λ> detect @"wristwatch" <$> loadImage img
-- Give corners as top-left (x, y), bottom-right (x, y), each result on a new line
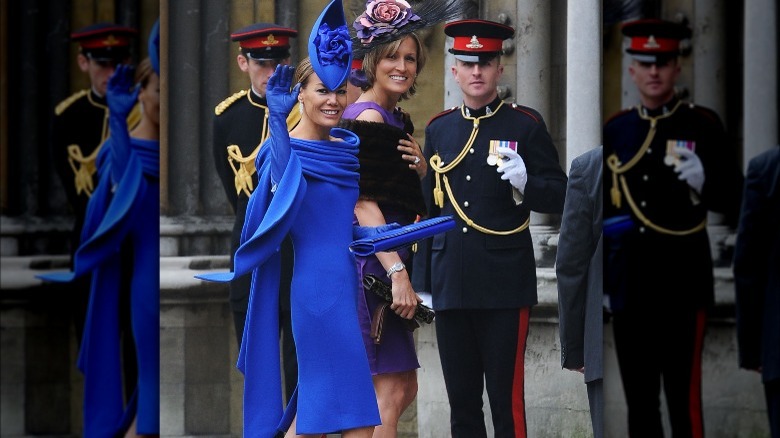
top-left (386, 262), bottom-right (406, 278)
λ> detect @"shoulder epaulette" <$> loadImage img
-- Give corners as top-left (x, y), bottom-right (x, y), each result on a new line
top-left (686, 102), bottom-right (722, 124)
top-left (215, 90), bottom-right (248, 116)
top-left (55, 89), bottom-right (89, 115)
top-left (427, 106), bottom-right (458, 127)
top-left (509, 103), bottom-right (541, 123)
top-left (604, 107), bottom-right (634, 126)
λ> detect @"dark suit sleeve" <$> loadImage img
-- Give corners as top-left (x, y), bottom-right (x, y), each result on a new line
top-left (411, 123), bottom-right (439, 294)
top-left (556, 154), bottom-right (597, 369)
top-left (733, 154), bottom-right (771, 370)
top-left (522, 118), bottom-right (568, 214)
top-left (51, 110), bottom-right (79, 212)
top-left (212, 113), bottom-right (238, 211)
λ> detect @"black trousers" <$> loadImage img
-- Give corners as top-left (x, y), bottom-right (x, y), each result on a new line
top-left (612, 308), bottom-right (707, 438)
top-left (436, 307), bottom-right (530, 438)
top-left (766, 379), bottom-right (780, 438)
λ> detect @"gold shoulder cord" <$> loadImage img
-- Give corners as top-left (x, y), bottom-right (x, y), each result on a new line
top-left (429, 101), bottom-right (530, 235)
top-left (228, 92), bottom-right (269, 196)
top-left (605, 100), bottom-right (705, 236)
top-left (227, 92), bottom-right (303, 196)
top-left (65, 93), bottom-right (111, 197)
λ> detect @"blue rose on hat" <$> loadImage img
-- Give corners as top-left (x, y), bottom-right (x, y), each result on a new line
top-left (308, 0), bottom-right (353, 91)
top-left (314, 23), bottom-right (351, 67)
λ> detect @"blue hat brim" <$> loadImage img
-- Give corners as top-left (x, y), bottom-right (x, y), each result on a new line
top-left (308, 0), bottom-right (352, 91)
top-left (149, 19), bottom-right (160, 75)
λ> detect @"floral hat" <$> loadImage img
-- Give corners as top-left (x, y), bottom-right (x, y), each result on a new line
top-left (351, 0), bottom-right (464, 58)
top-left (309, 0), bottom-right (353, 91)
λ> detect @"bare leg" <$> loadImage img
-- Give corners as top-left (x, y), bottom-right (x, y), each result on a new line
top-left (372, 370), bottom-right (418, 438)
top-left (284, 415), bottom-right (374, 438)
top-left (122, 415), bottom-right (159, 438)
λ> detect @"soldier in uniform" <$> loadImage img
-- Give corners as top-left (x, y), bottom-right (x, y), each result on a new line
top-left (211, 22), bottom-right (300, 403)
top-left (50, 23), bottom-right (140, 393)
top-left (412, 19), bottom-right (567, 437)
top-left (603, 19), bottom-right (743, 437)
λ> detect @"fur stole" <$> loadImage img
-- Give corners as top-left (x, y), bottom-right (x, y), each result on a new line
top-left (338, 118), bottom-right (426, 217)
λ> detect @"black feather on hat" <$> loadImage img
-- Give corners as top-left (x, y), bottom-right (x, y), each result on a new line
top-left (350, 0), bottom-right (465, 58)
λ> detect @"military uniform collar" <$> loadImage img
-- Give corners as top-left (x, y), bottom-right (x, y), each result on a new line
top-left (640, 96), bottom-right (679, 117)
top-left (463, 96), bottom-right (502, 118)
top-left (248, 88), bottom-right (267, 107)
top-left (89, 87), bottom-right (107, 104)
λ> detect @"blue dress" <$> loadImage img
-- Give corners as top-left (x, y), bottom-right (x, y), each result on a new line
top-left (199, 128), bottom-right (380, 436)
top-left (39, 136), bottom-right (160, 437)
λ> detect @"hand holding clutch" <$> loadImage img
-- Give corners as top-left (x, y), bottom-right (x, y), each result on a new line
top-left (363, 274), bottom-right (435, 325)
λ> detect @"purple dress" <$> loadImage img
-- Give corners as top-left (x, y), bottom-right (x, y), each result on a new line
top-left (342, 101), bottom-right (422, 374)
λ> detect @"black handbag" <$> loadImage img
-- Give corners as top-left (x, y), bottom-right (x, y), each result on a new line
top-left (362, 274), bottom-right (436, 325)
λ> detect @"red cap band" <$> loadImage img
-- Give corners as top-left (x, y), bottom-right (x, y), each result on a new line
top-left (451, 35), bottom-right (503, 53)
top-left (629, 36), bottom-right (679, 53)
top-left (79, 34), bottom-right (132, 49)
top-left (239, 34), bottom-right (290, 49)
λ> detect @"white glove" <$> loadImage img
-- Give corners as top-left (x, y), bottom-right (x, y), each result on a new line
top-left (496, 146), bottom-right (528, 194)
top-left (674, 148), bottom-right (705, 193)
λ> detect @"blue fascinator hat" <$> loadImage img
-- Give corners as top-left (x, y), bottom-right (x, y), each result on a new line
top-left (148, 18), bottom-right (160, 75)
top-left (308, 0), bottom-right (352, 91)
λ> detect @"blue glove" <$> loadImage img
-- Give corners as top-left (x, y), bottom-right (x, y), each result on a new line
top-left (106, 64), bottom-right (140, 185)
top-left (107, 64), bottom-right (140, 119)
top-left (266, 65), bottom-right (301, 184)
top-left (352, 223), bottom-right (402, 240)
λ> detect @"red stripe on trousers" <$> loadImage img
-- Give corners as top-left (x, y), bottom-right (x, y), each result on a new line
top-left (512, 307), bottom-right (530, 438)
top-left (689, 309), bottom-right (706, 438)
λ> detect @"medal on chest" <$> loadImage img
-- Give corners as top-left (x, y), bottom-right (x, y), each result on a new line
top-left (488, 140), bottom-right (518, 166)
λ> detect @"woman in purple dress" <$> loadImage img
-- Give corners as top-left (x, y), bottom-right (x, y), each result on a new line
top-left (340, 28), bottom-right (429, 438)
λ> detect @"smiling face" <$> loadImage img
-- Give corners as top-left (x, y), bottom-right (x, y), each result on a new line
top-left (628, 57), bottom-right (680, 109)
top-left (451, 57), bottom-right (503, 108)
top-left (372, 36), bottom-right (418, 97)
top-left (298, 70), bottom-right (347, 133)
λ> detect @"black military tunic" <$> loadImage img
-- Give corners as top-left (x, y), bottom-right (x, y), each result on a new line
top-left (53, 89), bottom-right (111, 242)
top-left (603, 97), bottom-right (744, 310)
top-left (414, 96), bottom-right (567, 310)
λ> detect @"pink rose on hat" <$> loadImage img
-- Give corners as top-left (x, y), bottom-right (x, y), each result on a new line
top-left (354, 0), bottom-right (420, 44)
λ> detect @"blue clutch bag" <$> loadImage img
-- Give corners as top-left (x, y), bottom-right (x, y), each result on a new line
top-left (349, 215), bottom-right (456, 257)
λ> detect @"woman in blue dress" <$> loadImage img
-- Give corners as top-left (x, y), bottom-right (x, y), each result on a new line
top-left (198, 2), bottom-right (380, 435)
top-left (38, 57), bottom-right (160, 438)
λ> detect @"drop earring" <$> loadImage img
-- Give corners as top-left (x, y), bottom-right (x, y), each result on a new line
top-left (299, 102), bottom-right (303, 114)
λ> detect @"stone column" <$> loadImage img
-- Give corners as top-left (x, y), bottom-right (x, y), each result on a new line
top-left (565, 0), bottom-right (603, 170)
top-left (744, 0), bottom-right (779, 165)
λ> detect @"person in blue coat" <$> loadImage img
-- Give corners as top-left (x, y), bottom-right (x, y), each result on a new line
top-left (733, 144), bottom-right (780, 438)
top-left (38, 57), bottom-right (160, 437)
top-left (197, 1), bottom-right (381, 436)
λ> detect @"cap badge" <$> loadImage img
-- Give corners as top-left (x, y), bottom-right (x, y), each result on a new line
top-left (466, 35), bottom-right (483, 49)
top-left (102, 34), bottom-right (119, 46)
top-left (643, 35), bottom-right (660, 49)
top-left (262, 34), bottom-right (279, 46)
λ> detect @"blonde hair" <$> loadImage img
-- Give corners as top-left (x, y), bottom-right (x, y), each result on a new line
top-left (361, 33), bottom-right (426, 101)
top-left (293, 57), bottom-right (315, 88)
top-left (134, 57), bottom-right (155, 88)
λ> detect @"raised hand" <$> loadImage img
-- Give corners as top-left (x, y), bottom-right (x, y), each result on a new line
top-left (266, 64), bottom-right (301, 116)
top-left (106, 64), bottom-right (139, 118)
